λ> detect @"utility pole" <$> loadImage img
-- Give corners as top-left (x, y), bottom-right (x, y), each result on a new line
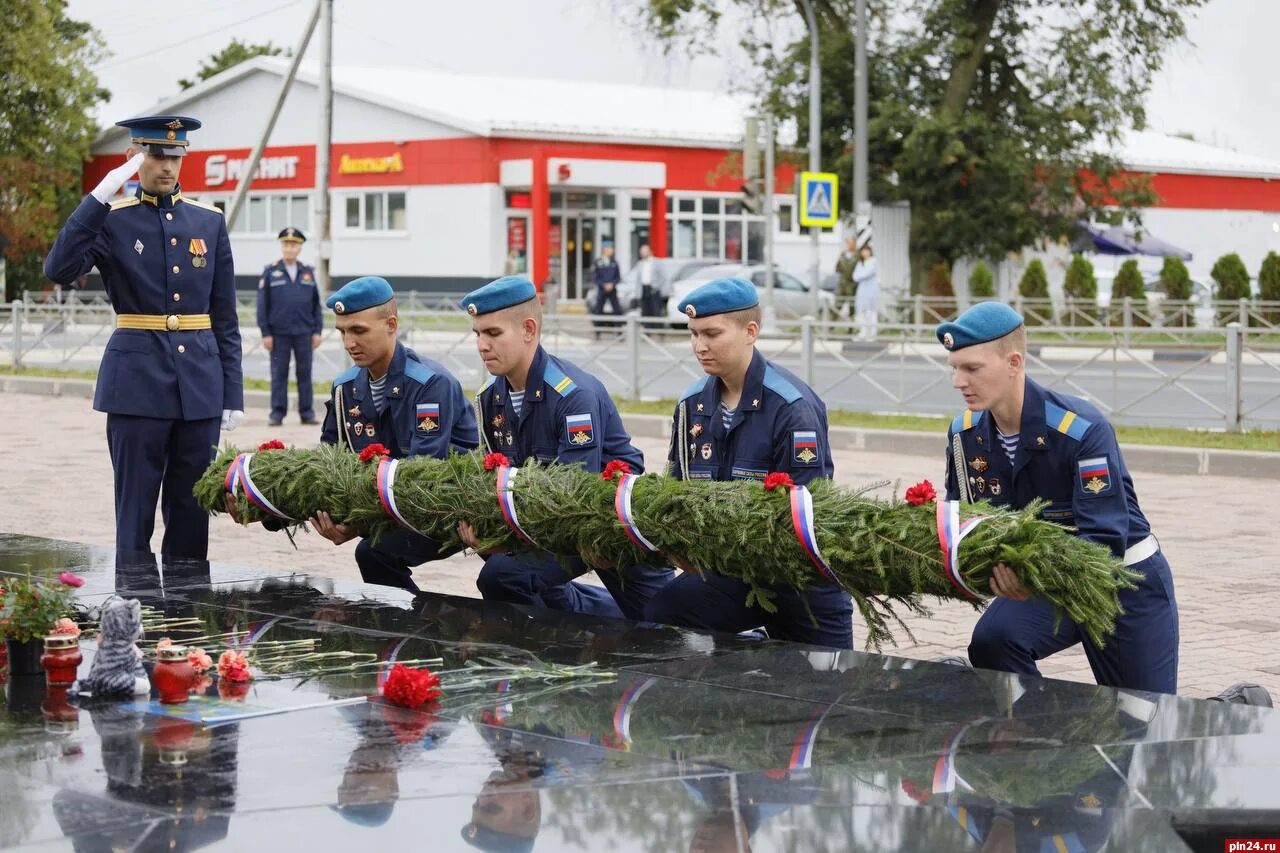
top-left (799, 0), bottom-right (822, 317)
top-left (763, 114), bottom-right (776, 330)
top-left (854, 0), bottom-right (869, 225)
top-left (226, 0), bottom-right (320, 231)
top-left (316, 0), bottom-right (334, 297)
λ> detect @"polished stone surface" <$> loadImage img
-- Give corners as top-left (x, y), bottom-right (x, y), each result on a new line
top-left (2, 533), bottom-right (1278, 852)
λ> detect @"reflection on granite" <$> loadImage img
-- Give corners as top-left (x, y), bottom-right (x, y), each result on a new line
top-left (2, 533), bottom-right (1278, 852)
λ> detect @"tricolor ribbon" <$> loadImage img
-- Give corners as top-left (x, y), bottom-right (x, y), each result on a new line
top-left (230, 617), bottom-right (281, 650)
top-left (376, 458), bottom-right (424, 534)
top-left (609, 677), bottom-right (658, 750)
top-left (786, 708), bottom-right (825, 774)
top-left (377, 637), bottom-right (410, 690)
top-left (496, 465), bottom-right (539, 546)
top-left (936, 500), bottom-right (986, 600)
top-left (224, 452), bottom-right (245, 496)
top-left (490, 679), bottom-right (512, 726)
top-left (787, 485), bottom-right (842, 588)
top-left (613, 474), bottom-right (659, 553)
top-left (236, 452), bottom-right (294, 521)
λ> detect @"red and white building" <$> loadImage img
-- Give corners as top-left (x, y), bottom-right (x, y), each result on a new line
top-left (82, 57), bottom-right (1280, 297)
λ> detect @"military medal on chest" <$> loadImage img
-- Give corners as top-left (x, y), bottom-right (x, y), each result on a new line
top-left (689, 422), bottom-right (703, 438)
top-left (188, 238), bottom-right (208, 268)
top-left (969, 455), bottom-right (988, 473)
top-left (700, 442), bottom-right (712, 460)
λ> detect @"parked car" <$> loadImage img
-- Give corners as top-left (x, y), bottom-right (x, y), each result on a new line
top-left (616, 258), bottom-right (718, 313)
top-left (665, 263), bottom-right (836, 326)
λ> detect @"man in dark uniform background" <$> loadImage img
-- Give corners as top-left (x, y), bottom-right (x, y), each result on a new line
top-left (590, 240), bottom-right (622, 318)
top-left (44, 114), bottom-right (243, 568)
top-left (257, 226), bottom-right (322, 426)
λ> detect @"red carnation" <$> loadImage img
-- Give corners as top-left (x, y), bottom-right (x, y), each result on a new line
top-left (382, 663), bottom-right (442, 708)
top-left (217, 649), bottom-right (252, 683)
top-left (763, 472), bottom-right (794, 492)
top-left (905, 480), bottom-right (937, 506)
top-left (601, 460), bottom-right (632, 481)
top-left (258, 439), bottom-right (286, 451)
top-left (358, 443), bottom-right (391, 463)
top-left (58, 572), bottom-right (85, 588)
top-left (483, 452), bottom-right (511, 470)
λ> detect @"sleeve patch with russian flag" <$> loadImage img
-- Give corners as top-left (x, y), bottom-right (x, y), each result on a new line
top-left (792, 430), bottom-right (820, 465)
top-left (1077, 456), bottom-right (1112, 496)
top-left (565, 413), bottom-right (595, 447)
top-left (416, 402), bottom-right (440, 432)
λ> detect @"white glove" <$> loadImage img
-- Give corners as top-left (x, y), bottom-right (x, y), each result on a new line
top-left (221, 409), bottom-right (244, 431)
top-left (90, 152), bottom-right (146, 204)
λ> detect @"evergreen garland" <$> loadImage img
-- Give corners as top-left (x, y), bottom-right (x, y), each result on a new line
top-left (196, 446), bottom-right (1138, 648)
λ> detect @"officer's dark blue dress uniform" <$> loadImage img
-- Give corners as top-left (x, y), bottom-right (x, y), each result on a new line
top-left (43, 115), bottom-right (242, 566)
top-left (591, 247), bottom-right (622, 317)
top-left (258, 227), bottom-right (322, 424)
top-left (938, 302), bottom-right (1178, 694)
top-left (643, 279), bottom-right (854, 649)
top-left (462, 276), bottom-right (673, 619)
top-left (319, 277), bottom-right (478, 591)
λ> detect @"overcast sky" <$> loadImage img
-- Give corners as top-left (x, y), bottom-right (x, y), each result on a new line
top-left (68, 0), bottom-right (1278, 160)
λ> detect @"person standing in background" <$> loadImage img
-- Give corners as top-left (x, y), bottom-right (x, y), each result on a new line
top-left (258, 226), bottom-right (322, 426)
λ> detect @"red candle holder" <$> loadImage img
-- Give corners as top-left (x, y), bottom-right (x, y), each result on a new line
top-left (41, 635), bottom-right (83, 688)
top-left (41, 684), bottom-right (81, 733)
top-left (154, 645), bottom-right (196, 704)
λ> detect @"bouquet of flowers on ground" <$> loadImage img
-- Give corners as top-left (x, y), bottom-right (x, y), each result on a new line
top-left (0, 572), bottom-right (83, 643)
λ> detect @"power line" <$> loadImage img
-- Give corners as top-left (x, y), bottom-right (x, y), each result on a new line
top-left (99, 0), bottom-right (307, 69)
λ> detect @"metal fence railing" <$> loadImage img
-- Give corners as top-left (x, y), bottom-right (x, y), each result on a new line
top-left (4, 300), bottom-right (1278, 431)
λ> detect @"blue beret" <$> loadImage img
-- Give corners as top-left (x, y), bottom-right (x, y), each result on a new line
top-left (677, 277), bottom-right (759, 319)
top-left (460, 276), bottom-right (538, 317)
top-left (461, 822), bottom-right (536, 853)
top-left (328, 802), bottom-right (394, 827)
top-left (116, 114), bottom-right (200, 157)
top-left (326, 276), bottom-right (394, 315)
top-left (936, 302), bottom-right (1024, 351)
top-left (278, 227), bottom-right (305, 243)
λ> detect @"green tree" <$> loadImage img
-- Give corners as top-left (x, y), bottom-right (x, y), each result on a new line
top-left (1158, 255), bottom-right (1192, 326)
top-left (1257, 251), bottom-right (1280, 324)
top-left (926, 259), bottom-right (954, 320)
top-left (1017, 258), bottom-right (1049, 325)
top-left (643, 0), bottom-right (1200, 290)
top-left (1062, 254), bottom-right (1097, 325)
top-left (1111, 258), bottom-right (1148, 326)
top-left (1210, 252), bottom-right (1250, 325)
top-left (968, 261), bottom-right (995, 298)
top-left (178, 39), bottom-right (287, 90)
top-left (0, 0), bottom-right (108, 299)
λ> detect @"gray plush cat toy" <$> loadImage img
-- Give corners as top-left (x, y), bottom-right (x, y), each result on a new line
top-left (74, 597), bottom-right (151, 697)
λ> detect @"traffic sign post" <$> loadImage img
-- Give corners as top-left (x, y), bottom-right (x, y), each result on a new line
top-left (799, 171), bottom-right (839, 229)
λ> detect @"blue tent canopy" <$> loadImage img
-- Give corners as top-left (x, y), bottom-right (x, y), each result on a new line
top-left (1076, 222), bottom-right (1192, 260)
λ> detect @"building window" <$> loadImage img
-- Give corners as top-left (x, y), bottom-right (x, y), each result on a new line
top-left (777, 202), bottom-right (794, 233)
top-left (218, 193), bottom-right (309, 235)
top-left (630, 196), bottom-right (650, 212)
top-left (664, 192), bottom-right (771, 264)
top-left (343, 191), bottom-right (407, 232)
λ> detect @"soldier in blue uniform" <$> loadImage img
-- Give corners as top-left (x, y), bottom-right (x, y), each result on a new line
top-left (643, 278), bottom-right (854, 648)
top-left (257, 226), bottom-right (322, 426)
top-left (307, 276), bottom-right (478, 591)
top-left (937, 302), bottom-right (1179, 693)
top-left (590, 241), bottom-right (622, 318)
top-left (43, 115), bottom-right (243, 568)
top-left (454, 276), bottom-right (673, 619)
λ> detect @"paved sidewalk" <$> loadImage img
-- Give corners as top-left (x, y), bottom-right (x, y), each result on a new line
top-left (3, 391), bottom-right (1273, 700)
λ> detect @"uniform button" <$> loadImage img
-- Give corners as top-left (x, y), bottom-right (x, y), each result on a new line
top-left (165, 213), bottom-right (173, 221)
top-left (170, 237), bottom-right (177, 246)
top-left (177, 345), bottom-right (186, 354)
top-left (173, 292), bottom-right (181, 302)
top-left (172, 265), bottom-right (180, 274)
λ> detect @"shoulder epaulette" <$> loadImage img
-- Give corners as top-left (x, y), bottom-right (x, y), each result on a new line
top-left (403, 359), bottom-right (435, 386)
top-left (180, 197), bottom-right (222, 214)
top-left (333, 366), bottom-right (359, 386)
top-left (477, 375), bottom-right (497, 398)
top-left (543, 362), bottom-right (577, 398)
top-left (950, 409), bottom-right (985, 434)
top-left (1045, 401), bottom-right (1092, 440)
top-left (762, 366), bottom-right (802, 404)
top-left (679, 376), bottom-right (709, 401)
top-left (108, 197), bottom-right (140, 212)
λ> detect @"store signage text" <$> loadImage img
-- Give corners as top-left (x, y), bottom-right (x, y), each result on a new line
top-left (205, 154), bottom-right (301, 187)
top-left (338, 153), bottom-right (405, 175)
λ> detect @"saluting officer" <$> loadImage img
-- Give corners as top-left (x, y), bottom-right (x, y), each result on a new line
top-left (643, 278), bottom-right (854, 648)
top-left (455, 276), bottom-right (673, 619)
top-left (938, 302), bottom-right (1179, 693)
top-left (44, 115), bottom-right (243, 568)
top-left (258, 226), bottom-right (322, 426)
top-left (309, 276), bottom-right (478, 591)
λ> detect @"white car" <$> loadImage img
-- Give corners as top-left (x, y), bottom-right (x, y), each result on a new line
top-left (665, 264), bottom-right (835, 326)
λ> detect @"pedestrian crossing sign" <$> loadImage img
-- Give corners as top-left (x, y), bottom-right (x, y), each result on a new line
top-left (799, 171), bottom-right (838, 228)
